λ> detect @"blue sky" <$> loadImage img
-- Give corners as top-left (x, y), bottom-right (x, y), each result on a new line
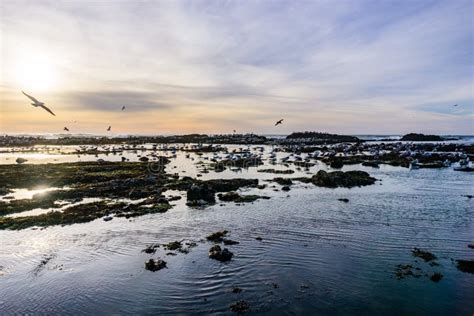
top-left (1, 0), bottom-right (472, 134)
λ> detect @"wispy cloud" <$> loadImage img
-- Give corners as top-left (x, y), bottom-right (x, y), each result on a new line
top-left (1, 0), bottom-right (472, 134)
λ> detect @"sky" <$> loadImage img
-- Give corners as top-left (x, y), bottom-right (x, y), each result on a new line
top-left (0, 0), bottom-right (473, 135)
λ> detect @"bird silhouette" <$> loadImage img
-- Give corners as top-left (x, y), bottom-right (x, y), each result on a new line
top-left (275, 119), bottom-right (284, 126)
top-left (453, 104), bottom-right (458, 107)
top-left (107, 126), bottom-right (111, 131)
top-left (22, 91), bottom-right (56, 116)
top-left (63, 127), bottom-right (69, 132)
top-left (121, 106), bottom-right (126, 111)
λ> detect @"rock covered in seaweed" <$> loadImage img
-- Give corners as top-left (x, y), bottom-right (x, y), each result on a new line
top-left (310, 170), bottom-right (376, 188)
top-left (208, 245), bottom-right (233, 262)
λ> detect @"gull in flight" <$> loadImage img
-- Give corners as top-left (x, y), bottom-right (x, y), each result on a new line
top-left (63, 127), bottom-right (70, 132)
top-left (275, 119), bottom-right (284, 126)
top-left (22, 91), bottom-right (56, 116)
top-left (107, 125), bottom-right (111, 131)
top-left (453, 104), bottom-right (458, 107)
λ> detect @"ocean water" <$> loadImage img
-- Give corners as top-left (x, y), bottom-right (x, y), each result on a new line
top-left (0, 144), bottom-right (473, 315)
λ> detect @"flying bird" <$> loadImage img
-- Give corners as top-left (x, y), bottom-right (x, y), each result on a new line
top-left (22, 91), bottom-right (56, 116)
top-left (453, 104), bottom-right (458, 107)
top-left (63, 127), bottom-right (69, 132)
top-left (107, 126), bottom-right (111, 131)
top-left (275, 119), bottom-right (284, 126)
top-left (121, 106), bottom-right (126, 111)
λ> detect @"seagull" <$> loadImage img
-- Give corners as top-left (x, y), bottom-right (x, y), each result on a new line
top-left (22, 91), bottom-right (56, 116)
top-left (453, 104), bottom-right (458, 107)
top-left (63, 127), bottom-right (69, 132)
top-left (121, 106), bottom-right (126, 111)
top-left (275, 119), bottom-right (284, 126)
top-left (107, 126), bottom-right (111, 131)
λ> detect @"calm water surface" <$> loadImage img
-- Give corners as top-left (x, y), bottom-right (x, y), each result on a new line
top-left (0, 145), bottom-right (473, 315)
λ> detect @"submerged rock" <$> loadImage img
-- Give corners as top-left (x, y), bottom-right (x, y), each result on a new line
top-left (229, 300), bottom-right (250, 313)
top-left (329, 159), bottom-right (343, 169)
top-left (338, 198), bottom-right (349, 203)
top-left (145, 258), bottom-right (167, 272)
top-left (223, 239), bottom-right (240, 245)
top-left (430, 272), bottom-right (443, 282)
top-left (412, 248), bottom-right (437, 262)
top-left (231, 286), bottom-right (243, 293)
top-left (258, 169), bottom-right (294, 174)
top-left (456, 260), bottom-right (474, 273)
top-left (208, 245), bottom-right (233, 262)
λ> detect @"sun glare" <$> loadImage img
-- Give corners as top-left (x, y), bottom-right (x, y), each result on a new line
top-left (14, 55), bottom-right (57, 92)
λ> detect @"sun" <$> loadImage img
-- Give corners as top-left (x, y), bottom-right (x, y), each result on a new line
top-left (14, 54), bottom-right (57, 92)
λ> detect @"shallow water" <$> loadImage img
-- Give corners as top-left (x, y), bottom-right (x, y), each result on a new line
top-left (0, 145), bottom-right (473, 315)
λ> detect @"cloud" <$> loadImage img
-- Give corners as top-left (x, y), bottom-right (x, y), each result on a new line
top-left (66, 91), bottom-right (172, 112)
top-left (1, 0), bottom-right (472, 134)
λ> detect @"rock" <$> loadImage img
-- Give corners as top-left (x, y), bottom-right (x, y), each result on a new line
top-left (187, 184), bottom-right (215, 204)
top-left (15, 158), bottom-right (28, 164)
top-left (330, 159), bottom-right (343, 169)
top-left (255, 237), bottom-right (263, 241)
top-left (223, 239), bottom-right (240, 245)
top-left (412, 248), bottom-right (437, 262)
top-left (218, 192), bottom-right (269, 203)
top-left (273, 178), bottom-right (293, 186)
top-left (281, 186), bottom-right (291, 191)
top-left (362, 161), bottom-right (379, 168)
top-left (103, 216), bottom-right (113, 221)
top-left (208, 245), bottom-right (233, 262)
top-left (145, 258), bottom-right (167, 271)
top-left (139, 156), bottom-right (149, 162)
top-left (229, 300), bottom-right (250, 314)
top-left (163, 241), bottom-right (182, 251)
top-left (205, 179), bottom-right (259, 192)
top-left (401, 133), bottom-right (443, 141)
top-left (142, 244), bottom-right (159, 254)
top-left (257, 169), bottom-right (294, 174)
top-left (311, 170), bottom-right (376, 188)
top-left (430, 272), bottom-right (443, 282)
top-left (231, 287), bottom-right (243, 293)
top-left (338, 198), bottom-right (349, 203)
top-left (468, 244), bottom-right (474, 249)
top-left (456, 260), bottom-right (474, 273)
top-left (206, 230), bottom-right (228, 242)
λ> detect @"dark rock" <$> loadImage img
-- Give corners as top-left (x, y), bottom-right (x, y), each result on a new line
top-left (430, 272), bottom-right (443, 282)
top-left (456, 260), bottom-right (474, 273)
top-left (16, 158), bottom-right (28, 164)
top-left (142, 244), bottom-right (159, 254)
top-left (330, 159), bottom-right (343, 169)
top-left (206, 230), bottom-right (228, 242)
top-left (258, 169), bottom-right (294, 174)
top-left (281, 186), bottom-right (291, 191)
top-left (311, 170), bottom-right (376, 188)
top-left (401, 133), bottom-right (443, 141)
top-left (229, 300), bottom-right (250, 314)
top-left (231, 287), bottom-right (243, 293)
top-left (338, 198), bottom-right (349, 203)
top-left (187, 184), bottom-right (215, 203)
top-left (139, 156), bottom-right (149, 162)
top-left (223, 239), bottom-right (240, 245)
top-left (412, 248), bottom-right (437, 262)
top-left (255, 237), bottom-right (263, 241)
top-left (208, 245), bottom-right (233, 262)
top-left (273, 178), bottom-right (293, 186)
top-left (468, 244), bottom-right (474, 249)
top-left (145, 258), bottom-right (167, 271)
top-left (218, 192), bottom-right (269, 203)
top-left (362, 161), bottom-right (379, 168)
